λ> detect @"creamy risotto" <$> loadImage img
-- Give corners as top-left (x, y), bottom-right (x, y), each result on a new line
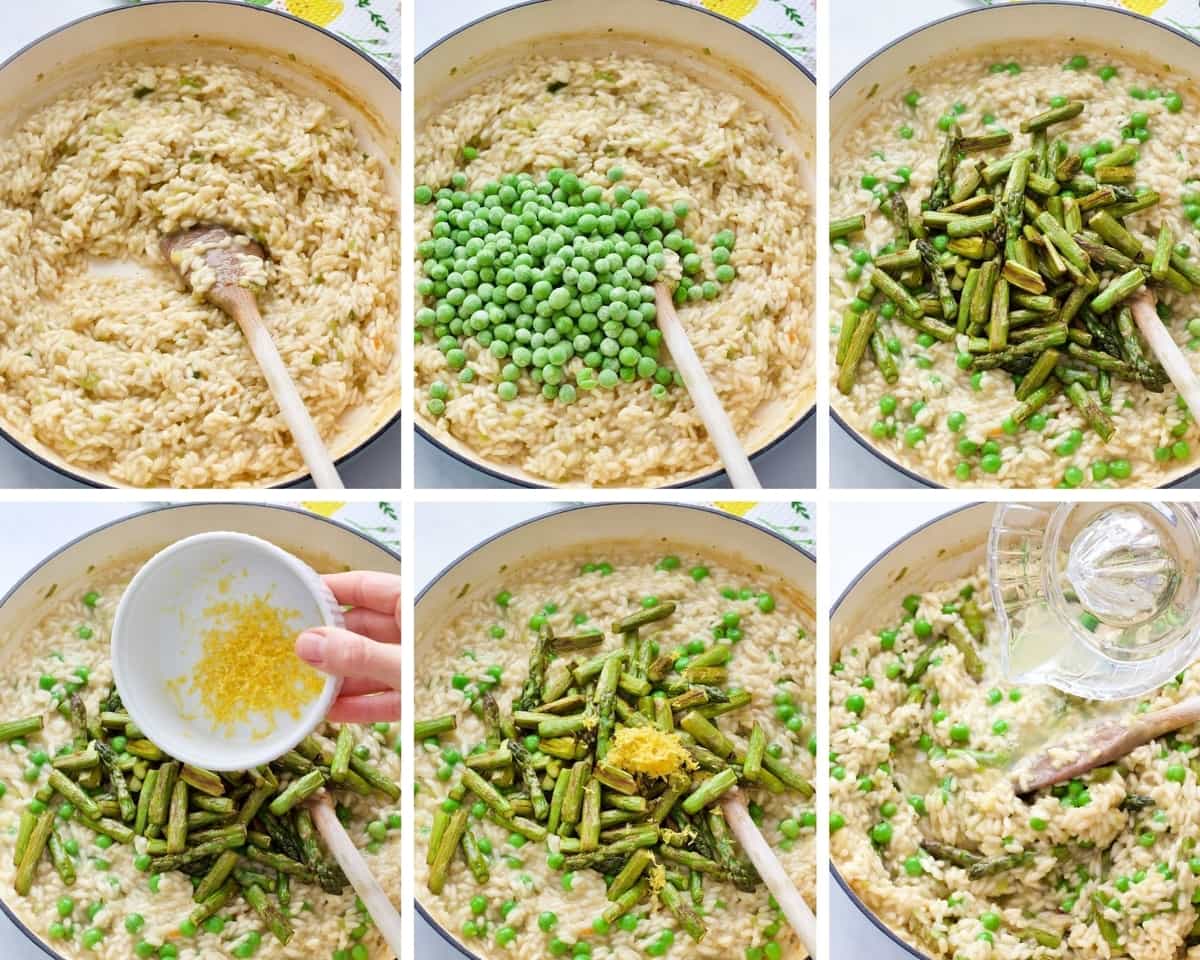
top-left (831, 44), bottom-right (1200, 488)
top-left (833, 565), bottom-right (1200, 959)
top-left (0, 58), bottom-right (399, 487)
top-left (416, 543), bottom-right (815, 958)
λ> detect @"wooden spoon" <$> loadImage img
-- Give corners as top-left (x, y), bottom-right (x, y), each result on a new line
top-left (653, 286), bottom-right (761, 489)
top-left (721, 789), bottom-right (817, 957)
top-left (1130, 289), bottom-right (1200, 419)
top-left (162, 225), bottom-right (344, 489)
top-left (1013, 695), bottom-right (1200, 795)
top-left (309, 794), bottom-right (402, 956)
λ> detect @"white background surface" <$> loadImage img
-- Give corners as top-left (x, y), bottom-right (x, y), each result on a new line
top-left (413, 1), bottom-right (815, 490)
top-left (0, 1), bottom-right (402, 490)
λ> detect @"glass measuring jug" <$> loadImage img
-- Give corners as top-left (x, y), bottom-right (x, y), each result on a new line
top-left (989, 502), bottom-right (1200, 700)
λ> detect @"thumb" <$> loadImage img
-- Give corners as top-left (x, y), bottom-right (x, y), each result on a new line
top-left (295, 627), bottom-right (400, 689)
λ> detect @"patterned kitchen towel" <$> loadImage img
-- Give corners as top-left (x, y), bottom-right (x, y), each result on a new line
top-left (299, 501), bottom-right (402, 551)
top-left (975, 0), bottom-right (1200, 39)
top-left (123, 0), bottom-right (400, 68)
top-left (685, 0), bottom-right (815, 70)
top-left (710, 501), bottom-right (816, 550)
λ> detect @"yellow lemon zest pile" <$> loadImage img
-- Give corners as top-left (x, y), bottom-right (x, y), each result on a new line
top-left (648, 862), bottom-right (667, 894)
top-left (181, 594), bottom-right (322, 735)
top-left (605, 727), bottom-right (696, 777)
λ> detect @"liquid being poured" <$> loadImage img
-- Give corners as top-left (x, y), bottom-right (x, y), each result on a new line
top-left (1067, 505), bottom-right (1180, 636)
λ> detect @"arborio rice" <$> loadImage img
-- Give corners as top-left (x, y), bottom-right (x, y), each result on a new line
top-left (832, 564), bottom-right (1200, 959)
top-left (415, 54), bottom-right (813, 486)
top-left (0, 59), bottom-right (399, 488)
top-left (831, 44), bottom-right (1200, 488)
top-left (0, 555), bottom-right (400, 959)
top-left (416, 543), bottom-right (815, 958)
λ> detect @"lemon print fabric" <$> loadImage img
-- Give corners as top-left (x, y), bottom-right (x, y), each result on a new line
top-left (714, 501), bottom-right (758, 517)
top-left (1118, 0), bottom-right (1167, 13)
top-left (286, 0), bottom-right (345, 27)
top-left (301, 501), bottom-right (348, 518)
top-left (703, 0), bottom-right (759, 18)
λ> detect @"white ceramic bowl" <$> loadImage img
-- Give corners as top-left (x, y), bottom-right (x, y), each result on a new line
top-left (416, 502), bottom-right (816, 960)
top-left (830, 502), bottom-right (993, 960)
top-left (0, 0), bottom-right (402, 489)
top-left (416, 0), bottom-right (816, 488)
top-left (0, 502), bottom-right (401, 960)
top-left (830, 1), bottom-right (1200, 489)
top-left (111, 531), bottom-right (343, 771)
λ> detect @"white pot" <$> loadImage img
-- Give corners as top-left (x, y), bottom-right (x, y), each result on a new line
top-left (0, 501), bottom-right (400, 960)
top-left (830, 502), bottom-right (992, 960)
top-left (416, 501), bottom-right (816, 960)
top-left (416, 0), bottom-right (816, 488)
top-left (830, 1), bottom-right (1200, 489)
top-left (0, 0), bottom-right (402, 488)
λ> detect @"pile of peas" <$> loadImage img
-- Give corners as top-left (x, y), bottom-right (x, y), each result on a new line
top-left (414, 167), bottom-right (737, 411)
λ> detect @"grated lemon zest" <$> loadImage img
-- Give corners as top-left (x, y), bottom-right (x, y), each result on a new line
top-left (174, 594), bottom-right (323, 738)
top-left (605, 726), bottom-right (696, 777)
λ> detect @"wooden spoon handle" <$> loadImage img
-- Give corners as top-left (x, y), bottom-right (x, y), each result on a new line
top-left (654, 286), bottom-right (761, 489)
top-left (1131, 291), bottom-right (1200, 420)
top-left (228, 295), bottom-right (344, 489)
top-left (1014, 696), bottom-right (1200, 794)
top-left (721, 791), bottom-right (817, 957)
top-left (310, 796), bottom-right (402, 956)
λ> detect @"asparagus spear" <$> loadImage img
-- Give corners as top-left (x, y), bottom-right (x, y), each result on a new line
top-left (830, 215), bottom-right (866, 241)
top-left (166, 778), bottom-right (189, 854)
top-left (238, 872), bottom-right (294, 945)
top-left (427, 804), bottom-right (471, 895)
top-left (1021, 101), bottom-right (1084, 133)
top-left (922, 839), bottom-right (982, 868)
top-left (837, 309), bottom-right (877, 394)
top-left (613, 603), bottom-right (676, 633)
top-left (14, 809), bottom-right (57, 896)
top-left (195, 850), bottom-right (239, 902)
top-left (414, 715), bottom-right (456, 740)
top-left (967, 851), bottom-right (1034, 880)
top-left (268, 770), bottom-right (326, 816)
top-left (0, 717), bottom-right (43, 747)
top-left (96, 741), bottom-right (136, 823)
top-left (917, 240), bottom-right (956, 320)
top-left (660, 881), bottom-right (707, 942)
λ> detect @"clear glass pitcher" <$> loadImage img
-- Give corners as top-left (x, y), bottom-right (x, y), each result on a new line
top-left (989, 502), bottom-right (1200, 700)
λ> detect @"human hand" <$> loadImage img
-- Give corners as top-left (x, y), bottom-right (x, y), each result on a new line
top-left (295, 571), bottom-right (401, 723)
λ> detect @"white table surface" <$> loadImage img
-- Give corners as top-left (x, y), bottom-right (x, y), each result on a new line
top-left (0, 2), bottom-right (401, 491)
top-left (414, 2), bottom-right (814, 490)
